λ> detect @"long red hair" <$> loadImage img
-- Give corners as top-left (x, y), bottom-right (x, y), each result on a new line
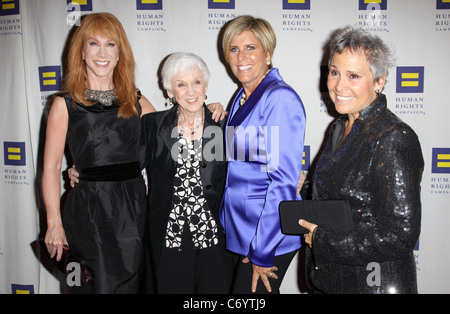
top-left (63, 13), bottom-right (138, 118)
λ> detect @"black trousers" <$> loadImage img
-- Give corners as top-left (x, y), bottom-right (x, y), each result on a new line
top-left (157, 228), bottom-right (229, 294)
top-left (231, 250), bottom-right (298, 294)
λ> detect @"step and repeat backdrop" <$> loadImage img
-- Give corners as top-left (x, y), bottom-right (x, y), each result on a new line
top-left (1, 0), bottom-right (449, 294)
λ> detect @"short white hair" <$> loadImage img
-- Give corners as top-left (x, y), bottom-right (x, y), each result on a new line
top-left (161, 52), bottom-right (210, 93)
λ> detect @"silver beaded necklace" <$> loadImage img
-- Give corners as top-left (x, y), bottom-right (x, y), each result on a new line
top-left (84, 88), bottom-right (117, 106)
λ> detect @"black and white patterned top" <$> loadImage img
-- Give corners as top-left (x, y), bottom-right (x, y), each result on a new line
top-left (165, 136), bottom-right (219, 250)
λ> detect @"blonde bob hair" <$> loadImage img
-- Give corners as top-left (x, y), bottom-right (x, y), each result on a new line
top-left (222, 15), bottom-right (276, 64)
top-left (64, 13), bottom-right (138, 118)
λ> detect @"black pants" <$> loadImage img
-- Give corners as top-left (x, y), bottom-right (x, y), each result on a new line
top-left (231, 250), bottom-right (298, 294)
top-left (157, 229), bottom-right (229, 294)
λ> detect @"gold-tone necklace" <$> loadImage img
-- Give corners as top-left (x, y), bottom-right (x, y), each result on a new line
top-left (239, 93), bottom-right (247, 106)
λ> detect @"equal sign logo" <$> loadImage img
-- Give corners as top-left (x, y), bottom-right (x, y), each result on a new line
top-left (432, 148), bottom-right (450, 174)
top-left (39, 66), bottom-right (61, 92)
top-left (208, 0), bottom-right (235, 9)
top-left (283, 0), bottom-right (311, 10)
top-left (137, 0), bottom-right (163, 10)
top-left (359, 0), bottom-right (387, 10)
top-left (4, 142), bottom-right (26, 166)
top-left (302, 145), bottom-right (310, 171)
top-left (0, 0), bottom-right (19, 16)
top-left (396, 67), bottom-right (424, 93)
top-left (437, 0), bottom-right (450, 10)
top-left (11, 284), bottom-right (35, 294)
top-left (66, 0), bottom-right (93, 11)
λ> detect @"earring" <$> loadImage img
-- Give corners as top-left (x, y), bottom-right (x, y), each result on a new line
top-left (205, 95), bottom-right (208, 100)
top-left (267, 60), bottom-right (272, 67)
top-left (169, 97), bottom-right (177, 106)
top-left (376, 87), bottom-right (380, 94)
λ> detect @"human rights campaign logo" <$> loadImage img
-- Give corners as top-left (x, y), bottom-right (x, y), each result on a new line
top-left (359, 0), bottom-right (387, 10)
top-left (66, 0), bottom-right (93, 11)
top-left (437, 0), bottom-right (450, 10)
top-left (432, 148), bottom-right (450, 174)
top-left (11, 284), bottom-right (35, 294)
top-left (0, 0), bottom-right (19, 16)
top-left (4, 142), bottom-right (25, 166)
top-left (396, 67), bottom-right (424, 94)
top-left (283, 0), bottom-right (311, 10)
top-left (208, 0), bottom-right (235, 10)
top-left (302, 145), bottom-right (310, 171)
top-left (137, 0), bottom-right (163, 10)
top-left (39, 66), bottom-right (61, 92)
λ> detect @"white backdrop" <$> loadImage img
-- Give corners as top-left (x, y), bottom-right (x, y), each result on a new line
top-left (1, 0), bottom-right (449, 294)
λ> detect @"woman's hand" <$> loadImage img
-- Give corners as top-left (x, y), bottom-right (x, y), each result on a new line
top-left (44, 223), bottom-right (68, 261)
top-left (68, 165), bottom-right (79, 188)
top-left (296, 170), bottom-right (306, 195)
top-left (299, 219), bottom-right (318, 248)
top-left (242, 257), bottom-right (279, 293)
top-left (207, 102), bottom-right (228, 122)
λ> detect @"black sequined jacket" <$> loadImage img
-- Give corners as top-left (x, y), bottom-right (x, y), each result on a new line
top-left (310, 94), bottom-right (424, 294)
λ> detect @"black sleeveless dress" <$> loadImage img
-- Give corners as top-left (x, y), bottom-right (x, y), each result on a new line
top-left (61, 94), bottom-right (146, 293)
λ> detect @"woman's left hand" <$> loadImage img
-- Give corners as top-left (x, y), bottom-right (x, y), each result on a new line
top-left (242, 257), bottom-right (278, 293)
top-left (207, 102), bottom-right (228, 122)
top-left (299, 219), bottom-right (318, 248)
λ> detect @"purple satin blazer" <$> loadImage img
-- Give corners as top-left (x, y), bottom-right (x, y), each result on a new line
top-left (219, 69), bottom-right (306, 267)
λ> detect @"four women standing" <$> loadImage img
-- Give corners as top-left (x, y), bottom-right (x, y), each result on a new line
top-left (42, 12), bottom-right (423, 294)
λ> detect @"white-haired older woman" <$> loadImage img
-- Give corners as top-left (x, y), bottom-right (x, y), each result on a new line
top-left (299, 26), bottom-right (424, 294)
top-left (139, 52), bottom-right (234, 294)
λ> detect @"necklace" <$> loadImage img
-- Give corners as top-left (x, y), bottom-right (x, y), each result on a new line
top-left (177, 107), bottom-right (204, 137)
top-left (85, 88), bottom-right (117, 106)
top-left (240, 93), bottom-right (247, 106)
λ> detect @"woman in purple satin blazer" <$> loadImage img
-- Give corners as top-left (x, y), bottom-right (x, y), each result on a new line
top-left (219, 16), bottom-right (306, 294)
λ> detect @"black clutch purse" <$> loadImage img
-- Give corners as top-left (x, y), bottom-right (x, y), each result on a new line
top-left (39, 240), bottom-right (93, 285)
top-left (279, 200), bottom-right (353, 234)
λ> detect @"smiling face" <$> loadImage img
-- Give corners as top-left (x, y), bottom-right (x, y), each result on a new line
top-left (168, 66), bottom-right (208, 115)
top-left (228, 30), bottom-right (271, 96)
top-left (327, 48), bottom-right (385, 121)
top-left (82, 34), bottom-right (119, 88)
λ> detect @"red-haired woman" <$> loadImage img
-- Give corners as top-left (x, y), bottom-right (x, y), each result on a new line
top-left (42, 13), bottom-right (156, 293)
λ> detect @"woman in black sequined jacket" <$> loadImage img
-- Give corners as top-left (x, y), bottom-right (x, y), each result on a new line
top-left (299, 26), bottom-right (424, 294)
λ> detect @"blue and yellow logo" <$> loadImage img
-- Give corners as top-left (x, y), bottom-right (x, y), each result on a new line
top-left (359, 0), bottom-right (387, 10)
top-left (11, 284), bottom-right (35, 294)
top-left (39, 66), bottom-right (61, 92)
top-left (208, 0), bottom-right (235, 10)
top-left (66, 0), bottom-right (93, 12)
top-left (0, 0), bottom-right (19, 16)
top-left (283, 0), bottom-right (311, 10)
top-left (396, 67), bottom-right (424, 94)
top-left (4, 142), bottom-right (26, 166)
top-left (432, 148), bottom-right (450, 174)
top-left (437, 0), bottom-right (450, 10)
top-left (137, 0), bottom-right (163, 10)
top-left (302, 145), bottom-right (310, 171)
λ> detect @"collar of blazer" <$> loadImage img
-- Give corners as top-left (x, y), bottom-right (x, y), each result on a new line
top-left (228, 68), bottom-right (281, 127)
